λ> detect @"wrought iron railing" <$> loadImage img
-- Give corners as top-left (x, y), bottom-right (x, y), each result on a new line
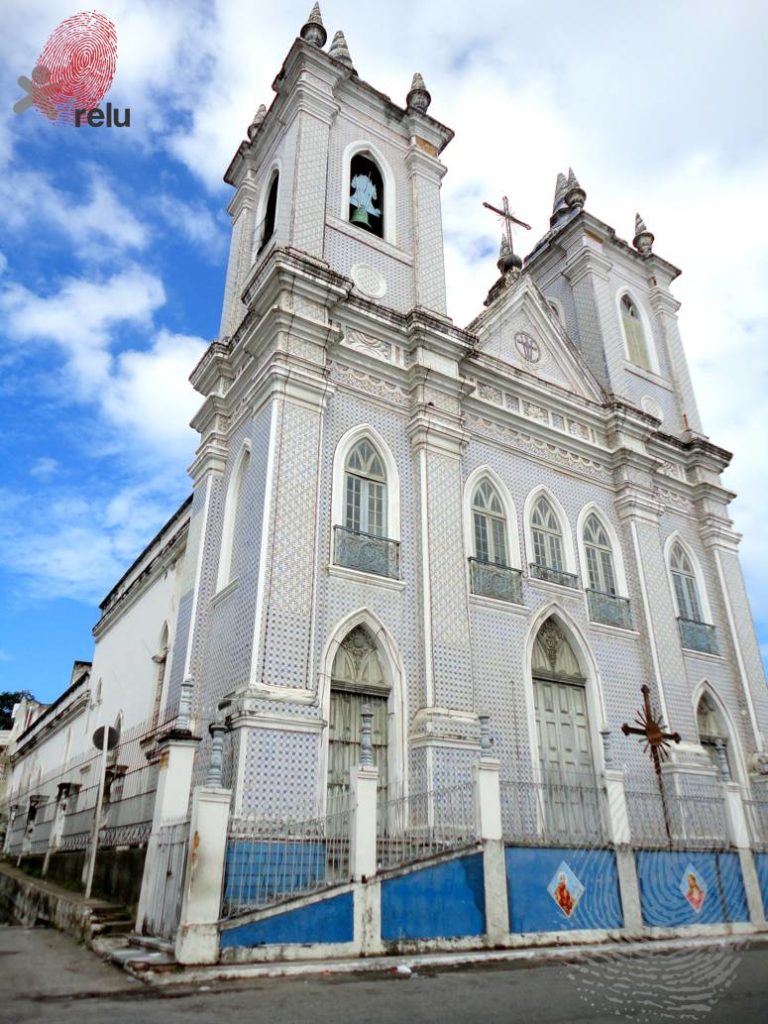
top-left (501, 770), bottom-right (608, 846)
top-left (334, 526), bottom-right (400, 579)
top-left (222, 797), bottom-right (354, 918)
top-left (376, 783), bottom-right (477, 871)
top-left (624, 782), bottom-right (729, 849)
top-left (744, 794), bottom-right (768, 850)
top-left (529, 563), bottom-right (579, 589)
top-left (587, 589), bottom-right (632, 629)
top-left (469, 558), bottom-right (523, 604)
top-left (677, 617), bottom-right (719, 655)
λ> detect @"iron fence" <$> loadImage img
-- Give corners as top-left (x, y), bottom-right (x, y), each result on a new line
top-left (744, 793), bottom-right (768, 850)
top-left (143, 817), bottom-right (190, 939)
top-left (376, 782), bottom-right (477, 871)
top-left (333, 526), bottom-right (400, 579)
top-left (677, 617), bottom-right (719, 655)
top-left (529, 563), bottom-right (579, 589)
top-left (469, 558), bottom-right (523, 604)
top-left (624, 782), bottom-right (730, 849)
top-left (222, 797), bottom-right (354, 918)
top-left (586, 589), bottom-right (632, 629)
top-left (501, 770), bottom-right (608, 846)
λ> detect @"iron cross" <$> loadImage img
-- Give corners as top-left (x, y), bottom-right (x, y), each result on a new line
top-left (482, 196), bottom-right (531, 252)
top-left (622, 684), bottom-right (681, 841)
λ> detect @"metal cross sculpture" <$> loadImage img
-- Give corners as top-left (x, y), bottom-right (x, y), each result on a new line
top-left (622, 684), bottom-right (681, 841)
top-left (482, 196), bottom-right (531, 253)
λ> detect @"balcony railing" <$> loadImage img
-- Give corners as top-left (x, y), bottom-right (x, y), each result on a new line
top-left (587, 589), bottom-right (632, 629)
top-left (469, 558), bottom-right (523, 604)
top-left (678, 617), bottom-right (719, 655)
top-left (529, 563), bottom-right (579, 589)
top-left (333, 526), bottom-right (400, 580)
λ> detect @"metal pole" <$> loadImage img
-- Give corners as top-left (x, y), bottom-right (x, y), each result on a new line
top-left (84, 727), bottom-right (109, 899)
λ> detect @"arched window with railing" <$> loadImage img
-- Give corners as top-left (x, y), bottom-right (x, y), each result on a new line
top-left (667, 539), bottom-right (719, 654)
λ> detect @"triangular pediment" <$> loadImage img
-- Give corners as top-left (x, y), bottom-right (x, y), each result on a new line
top-left (473, 278), bottom-right (603, 402)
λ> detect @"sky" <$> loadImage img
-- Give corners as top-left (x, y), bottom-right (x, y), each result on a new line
top-left (0, 0), bottom-right (766, 704)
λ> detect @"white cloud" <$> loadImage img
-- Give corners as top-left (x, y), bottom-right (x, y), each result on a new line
top-left (0, 169), bottom-right (147, 258)
top-left (153, 195), bottom-right (227, 258)
top-left (29, 457), bottom-right (60, 479)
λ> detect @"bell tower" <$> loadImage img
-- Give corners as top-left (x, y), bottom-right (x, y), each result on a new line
top-left (219, 5), bottom-right (454, 340)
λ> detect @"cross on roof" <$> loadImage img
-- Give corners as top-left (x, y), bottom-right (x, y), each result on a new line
top-left (482, 196), bottom-right (531, 252)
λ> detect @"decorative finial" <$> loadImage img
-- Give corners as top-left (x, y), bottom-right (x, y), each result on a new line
top-left (328, 30), bottom-right (354, 70)
top-left (247, 103), bottom-right (267, 141)
top-left (497, 232), bottom-right (522, 276)
top-left (300, 3), bottom-right (327, 48)
top-left (564, 167), bottom-right (586, 211)
top-left (633, 212), bottom-right (655, 256)
top-left (406, 72), bottom-right (431, 114)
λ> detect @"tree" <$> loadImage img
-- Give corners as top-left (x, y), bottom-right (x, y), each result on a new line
top-left (0, 691), bottom-right (35, 730)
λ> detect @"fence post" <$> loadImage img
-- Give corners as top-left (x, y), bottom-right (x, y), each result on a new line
top-left (175, 784), bottom-right (232, 964)
top-left (349, 763), bottom-right (378, 882)
top-left (135, 731), bottom-right (200, 933)
top-left (723, 781), bottom-right (766, 927)
top-left (472, 753), bottom-right (509, 943)
top-left (604, 769), bottom-right (643, 933)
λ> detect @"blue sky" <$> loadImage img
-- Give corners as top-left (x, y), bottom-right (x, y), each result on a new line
top-left (1, 1), bottom-right (767, 703)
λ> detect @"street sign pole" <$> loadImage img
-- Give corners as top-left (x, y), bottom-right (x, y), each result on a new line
top-left (83, 726), bottom-right (110, 900)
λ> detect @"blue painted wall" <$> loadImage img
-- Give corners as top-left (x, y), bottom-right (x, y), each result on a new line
top-left (380, 854), bottom-right (485, 941)
top-left (505, 847), bottom-right (623, 933)
top-left (752, 852), bottom-right (768, 917)
top-left (636, 851), bottom-right (749, 927)
top-left (223, 840), bottom-right (326, 911)
top-left (220, 891), bottom-right (354, 948)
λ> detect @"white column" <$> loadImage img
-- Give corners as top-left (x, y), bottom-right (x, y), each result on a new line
top-left (136, 735), bottom-right (199, 932)
top-left (604, 769), bottom-right (632, 845)
top-left (349, 765), bottom-right (378, 882)
top-left (472, 756), bottom-right (509, 943)
top-left (175, 785), bottom-right (231, 965)
top-left (723, 782), bottom-right (751, 849)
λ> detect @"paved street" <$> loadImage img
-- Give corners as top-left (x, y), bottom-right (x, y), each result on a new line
top-left (1, 926), bottom-right (767, 1024)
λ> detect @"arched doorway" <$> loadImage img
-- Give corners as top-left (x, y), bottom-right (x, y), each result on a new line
top-left (327, 626), bottom-right (389, 816)
top-left (532, 617), bottom-right (600, 839)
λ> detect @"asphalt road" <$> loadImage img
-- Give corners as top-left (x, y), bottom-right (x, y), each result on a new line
top-left (1, 926), bottom-right (767, 1024)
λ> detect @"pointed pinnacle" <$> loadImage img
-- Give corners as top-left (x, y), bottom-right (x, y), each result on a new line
top-left (633, 212), bottom-right (655, 255)
top-left (553, 172), bottom-right (568, 210)
top-left (247, 103), bottom-right (267, 141)
top-left (635, 213), bottom-right (648, 235)
top-left (406, 72), bottom-right (431, 113)
top-left (329, 30), bottom-right (354, 69)
top-left (300, 3), bottom-right (327, 47)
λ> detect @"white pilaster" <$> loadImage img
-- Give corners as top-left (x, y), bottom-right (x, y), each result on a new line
top-left (349, 765), bottom-right (378, 881)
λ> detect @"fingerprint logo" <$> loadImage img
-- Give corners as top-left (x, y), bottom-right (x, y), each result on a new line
top-left (13, 10), bottom-right (117, 124)
top-left (565, 829), bottom-right (744, 1021)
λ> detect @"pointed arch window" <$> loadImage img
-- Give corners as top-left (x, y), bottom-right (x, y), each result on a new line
top-left (345, 439), bottom-right (386, 537)
top-left (621, 294), bottom-right (651, 370)
top-left (531, 497), bottom-right (563, 569)
top-left (348, 153), bottom-right (384, 239)
top-left (472, 480), bottom-right (508, 566)
top-left (583, 514), bottom-right (616, 595)
top-left (217, 446), bottom-right (250, 591)
top-left (259, 171), bottom-right (279, 253)
top-left (669, 542), bottom-right (719, 654)
top-left (670, 542), bottom-right (703, 621)
top-left (696, 692), bottom-right (731, 781)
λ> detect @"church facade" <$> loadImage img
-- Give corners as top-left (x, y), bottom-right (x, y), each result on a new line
top-left (4, 6), bottom-right (768, 954)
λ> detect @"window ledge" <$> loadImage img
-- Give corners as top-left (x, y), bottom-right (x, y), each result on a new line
top-left (586, 619), bottom-right (640, 639)
top-left (525, 577), bottom-right (581, 598)
top-left (623, 361), bottom-right (673, 390)
top-left (327, 563), bottom-right (406, 591)
top-left (469, 593), bottom-right (529, 615)
top-left (212, 577), bottom-right (240, 607)
top-left (327, 214), bottom-right (413, 265)
top-left (680, 647), bottom-right (724, 662)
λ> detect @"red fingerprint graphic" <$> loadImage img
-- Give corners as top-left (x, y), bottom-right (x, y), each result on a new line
top-left (33, 11), bottom-right (117, 124)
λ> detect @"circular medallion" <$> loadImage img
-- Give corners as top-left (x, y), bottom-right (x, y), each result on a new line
top-left (350, 263), bottom-right (387, 298)
top-left (641, 395), bottom-right (664, 424)
top-left (515, 331), bottom-right (540, 362)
